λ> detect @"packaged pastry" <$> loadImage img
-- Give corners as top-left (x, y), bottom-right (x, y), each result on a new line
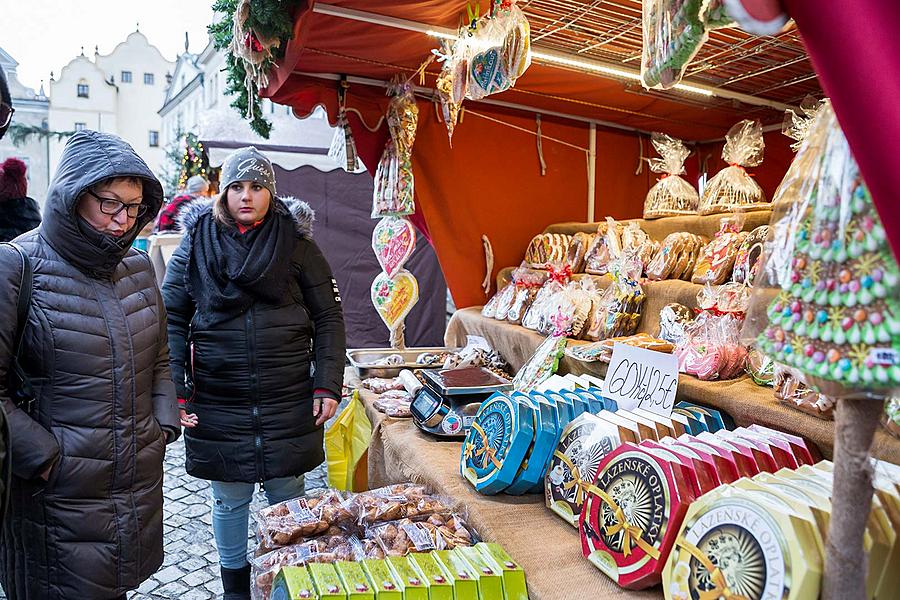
top-left (505, 267), bottom-right (547, 324)
top-left (521, 278), bottom-right (566, 332)
top-left (252, 536), bottom-right (361, 600)
top-left (255, 490), bottom-right (354, 549)
top-left (584, 219), bottom-right (623, 276)
top-left (373, 390), bottom-right (413, 418)
top-left (537, 282), bottom-right (593, 337)
top-left (566, 333), bottom-right (675, 363)
top-left (491, 280), bottom-right (518, 322)
top-left (506, 392), bottom-right (561, 495)
top-left (772, 366), bottom-right (835, 419)
top-left (406, 552), bottom-right (454, 599)
top-left (353, 483), bottom-right (453, 525)
top-left (369, 515), bottom-right (474, 557)
top-left (524, 233), bottom-right (572, 270)
top-left (644, 133), bottom-right (700, 218)
top-left (582, 254), bottom-right (645, 341)
top-left (658, 303), bottom-right (695, 345)
top-left (885, 397), bottom-right (900, 440)
top-left (692, 217), bottom-right (749, 285)
top-left (640, 0), bottom-right (706, 90)
top-left (361, 377), bottom-right (405, 394)
top-left (646, 233), bottom-right (705, 281)
top-left (480, 282), bottom-right (508, 319)
top-left (699, 119), bottom-right (768, 214)
top-left (511, 334), bottom-right (567, 392)
top-left (732, 224), bottom-right (769, 285)
top-left (675, 313), bottom-right (748, 381)
top-left (566, 232), bottom-right (595, 273)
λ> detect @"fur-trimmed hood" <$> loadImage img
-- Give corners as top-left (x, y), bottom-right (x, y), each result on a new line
top-left (177, 195), bottom-right (314, 238)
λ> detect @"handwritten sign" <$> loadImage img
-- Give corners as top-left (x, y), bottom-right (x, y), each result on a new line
top-left (601, 343), bottom-right (679, 418)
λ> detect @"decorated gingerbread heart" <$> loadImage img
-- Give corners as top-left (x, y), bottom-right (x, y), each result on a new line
top-left (371, 269), bottom-right (419, 330)
top-left (373, 216), bottom-right (416, 278)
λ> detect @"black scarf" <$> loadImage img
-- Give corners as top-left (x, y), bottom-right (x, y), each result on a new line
top-left (187, 201), bottom-right (298, 328)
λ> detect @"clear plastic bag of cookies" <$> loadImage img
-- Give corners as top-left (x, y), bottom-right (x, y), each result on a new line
top-left (506, 267), bottom-right (548, 325)
top-left (582, 253), bottom-right (645, 341)
top-left (674, 312), bottom-right (748, 381)
top-left (535, 280), bottom-right (593, 337)
top-left (692, 216), bottom-right (749, 285)
top-left (731, 224), bottom-right (769, 285)
top-left (255, 490), bottom-right (355, 549)
top-left (367, 514), bottom-right (475, 557)
top-left (352, 483), bottom-right (453, 526)
top-left (360, 377), bottom-right (405, 394)
top-left (699, 120), bottom-right (768, 215)
top-left (521, 278), bottom-right (566, 332)
top-left (643, 133), bottom-right (699, 218)
top-left (373, 390), bottom-right (413, 418)
top-left (491, 280), bottom-right (518, 322)
top-left (772, 366), bottom-right (835, 420)
top-left (565, 232), bottom-right (595, 273)
top-left (658, 303), bottom-right (695, 345)
top-left (584, 218), bottom-right (623, 276)
top-left (251, 535), bottom-right (363, 600)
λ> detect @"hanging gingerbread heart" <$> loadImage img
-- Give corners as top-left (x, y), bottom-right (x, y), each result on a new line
top-left (371, 270), bottom-right (420, 331)
top-left (373, 216), bottom-right (417, 279)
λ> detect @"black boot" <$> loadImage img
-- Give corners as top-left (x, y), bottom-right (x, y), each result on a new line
top-left (221, 564), bottom-right (251, 600)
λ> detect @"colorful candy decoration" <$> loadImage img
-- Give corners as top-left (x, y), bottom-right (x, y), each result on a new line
top-left (755, 105), bottom-right (900, 396)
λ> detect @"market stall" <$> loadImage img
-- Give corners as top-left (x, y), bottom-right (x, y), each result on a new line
top-left (211, 2), bottom-right (900, 599)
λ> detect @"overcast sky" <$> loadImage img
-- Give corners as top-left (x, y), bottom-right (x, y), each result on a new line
top-left (5, 0), bottom-right (215, 90)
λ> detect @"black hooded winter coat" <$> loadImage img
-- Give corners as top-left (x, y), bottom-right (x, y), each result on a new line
top-left (0, 131), bottom-right (180, 599)
top-left (162, 198), bottom-right (345, 483)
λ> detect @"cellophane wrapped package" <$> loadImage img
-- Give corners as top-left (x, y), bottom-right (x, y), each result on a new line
top-left (675, 311), bottom-right (748, 380)
top-left (255, 490), bottom-right (355, 550)
top-left (744, 102), bottom-right (900, 399)
top-left (691, 215), bottom-right (749, 285)
top-left (699, 120), bottom-right (768, 214)
top-left (505, 267), bottom-right (549, 324)
top-left (584, 218), bottom-right (623, 276)
top-left (644, 133), bottom-right (700, 218)
top-left (582, 253), bottom-right (645, 341)
top-left (641, 0), bottom-right (706, 90)
top-left (366, 514), bottom-right (475, 557)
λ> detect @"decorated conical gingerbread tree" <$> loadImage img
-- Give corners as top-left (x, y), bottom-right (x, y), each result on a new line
top-left (757, 108), bottom-right (900, 396)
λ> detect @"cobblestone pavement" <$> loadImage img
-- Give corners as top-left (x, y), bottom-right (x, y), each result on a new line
top-left (124, 437), bottom-right (330, 600)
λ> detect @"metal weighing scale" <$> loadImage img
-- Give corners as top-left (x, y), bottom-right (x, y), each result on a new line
top-left (411, 366), bottom-right (512, 439)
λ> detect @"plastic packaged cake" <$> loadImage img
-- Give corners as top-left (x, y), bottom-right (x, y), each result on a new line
top-left (644, 133), bottom-right (699, 218)
top-left (699, 120), bottom-right (768, 215)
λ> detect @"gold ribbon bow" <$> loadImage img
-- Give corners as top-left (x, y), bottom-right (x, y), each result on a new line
top-left (469, 422), bottom-right (502, 469)
top-left (587, 484), bottom-right (661, 560)
top-left (675, 538), bottom-right (750, 600)
top-left (554, 450), bottom-right (591, 507)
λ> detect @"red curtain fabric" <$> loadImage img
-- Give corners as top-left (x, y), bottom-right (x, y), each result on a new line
top-left (783, 0), bottom-right (900, 259)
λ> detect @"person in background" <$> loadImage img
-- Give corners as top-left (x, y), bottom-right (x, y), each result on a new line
top-left (155, 174), bottom-right (211, 233)
top-left (0, 131), bottom-right (180, 599)
top-left (0, 158), bottom-right (41, 242)
top-left (162, 147), bottom-right (345, 600)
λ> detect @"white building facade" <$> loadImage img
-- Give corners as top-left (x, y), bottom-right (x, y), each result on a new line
top-left (48, 30), bottom-right (174, 180)
top-left (0, 47), bottom-right (51, 205)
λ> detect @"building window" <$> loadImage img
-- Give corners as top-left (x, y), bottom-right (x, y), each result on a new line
top-left (144, 72), bottom-right (154, 85)
top-left (74, 122), bottom-right (87, 132)
top-left (148, 131), bottom-right (159, 147)
top-left (121, 70), bottom-right (132, 83)
top-left (77, 83), bottom-right (89, 98)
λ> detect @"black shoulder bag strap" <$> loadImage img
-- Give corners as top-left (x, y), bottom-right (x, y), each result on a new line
top-left (4, 242), bottom-right (35, 412)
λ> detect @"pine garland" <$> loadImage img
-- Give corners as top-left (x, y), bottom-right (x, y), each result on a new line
top-left (209, 0), bottom-right (302, 138)
top-left (7, 124), bottom-right (76, 146)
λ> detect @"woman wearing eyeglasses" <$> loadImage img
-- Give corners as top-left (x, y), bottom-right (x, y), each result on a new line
top-left (162, 147), bottom-right (345, 600)
top-left (0, 130), bottom-right (180, 600)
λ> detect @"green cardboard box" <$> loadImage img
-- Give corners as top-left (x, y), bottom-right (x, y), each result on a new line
top-left (385, 556), bottom-right (429, 600)
top-left (335, 561), bottom-right (375, 600)
top-left (456, 546), bottom-right (504, 600)
top-left (271, 566), bottom-right (318, 600)
top-left (360, 559), bottom-right (403, 600)
top-left (308, 563), bottom-right (348, 600)
top-left (476, 543), bottom-right (529, 600)
top-left (432, 550), bottom-right (479, 600)
top-left (407, 553), bottom-right (453, 600)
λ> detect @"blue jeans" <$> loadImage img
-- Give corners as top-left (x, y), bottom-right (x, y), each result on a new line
top-left (210, 475), bottom-right (306, 568)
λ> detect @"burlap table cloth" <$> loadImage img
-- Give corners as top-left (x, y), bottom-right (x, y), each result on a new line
top-left (358, 389), bottom-right (660, 600)
top-left (445, 308), bottom-right (900, 463)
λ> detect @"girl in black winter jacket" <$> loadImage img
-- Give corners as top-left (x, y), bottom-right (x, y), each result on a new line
top-left (162, 147), bottom-right (346, 599)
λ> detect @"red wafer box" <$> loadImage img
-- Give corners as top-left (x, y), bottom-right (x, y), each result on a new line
top-left (579, 442), bottom-right (697, 590)
top-left (660, 437), bottom-right (738, 485)
top-left (641, 440), bottom-right (720, 494)
top-left (748, 424), bottom-right (821, 465)
top-left (695, 432), bottom-right (764, 476)
top-left (732, 427), bottom-right (799, 469)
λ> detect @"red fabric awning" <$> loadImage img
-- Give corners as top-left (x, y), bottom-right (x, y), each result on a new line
top-left (260, 1), bottom-right (801, 307)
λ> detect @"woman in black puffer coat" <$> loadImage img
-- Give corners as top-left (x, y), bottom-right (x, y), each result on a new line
top-left (162, 147), bottom-right (345, 600)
